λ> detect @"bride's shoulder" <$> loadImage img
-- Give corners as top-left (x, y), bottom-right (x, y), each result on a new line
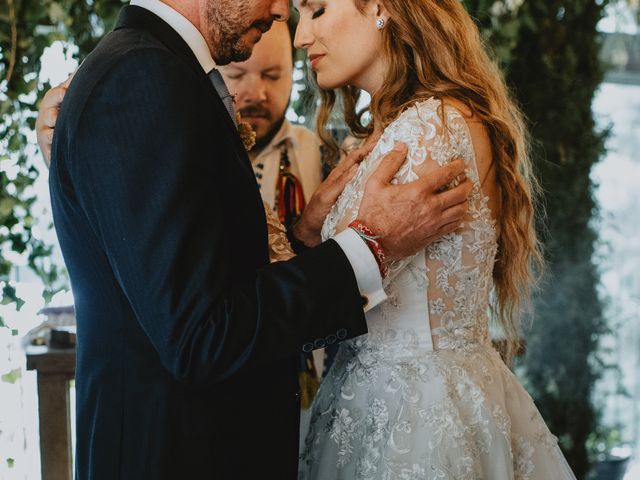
top-left (394, 96), bottom-right (476, 125)
top-left (388, 97), bottom-right (489, 154)
top-left (390, 96), bottom-right (440, 126)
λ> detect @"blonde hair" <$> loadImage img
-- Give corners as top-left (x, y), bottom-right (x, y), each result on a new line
top-left (316, 0), bottom-right (543, 362)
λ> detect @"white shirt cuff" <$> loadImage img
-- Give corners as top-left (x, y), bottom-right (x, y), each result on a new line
top-left (333, 229), bottom-right (387, 312)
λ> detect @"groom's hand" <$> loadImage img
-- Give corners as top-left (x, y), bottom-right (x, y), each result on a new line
top-left (293, 134), bottom-right (381, 247)
top-left (358, 143), bottom-right (472, 262)
top-left (35, 74), bottom-right (74, 167)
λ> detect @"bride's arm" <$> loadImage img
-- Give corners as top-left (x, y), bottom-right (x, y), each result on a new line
top-left (291, 137), bottom-right (378, 247)
top-left (35, 74), bottom-right (74, 167)
top-left (334, 99), bottom-right (482, 284)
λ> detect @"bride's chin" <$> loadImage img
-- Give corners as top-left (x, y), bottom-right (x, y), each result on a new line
top-left (316, 75), bottom-right (344, 91)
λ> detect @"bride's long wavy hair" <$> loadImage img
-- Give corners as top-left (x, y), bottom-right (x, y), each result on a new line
top-left (316, 0), bottom-right (543, 361)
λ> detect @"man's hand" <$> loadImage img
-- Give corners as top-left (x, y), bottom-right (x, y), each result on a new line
top-left (358, 143), bottom-right (472, 262)
top-left (35, 75), bottom-right (73, 167)
top-left (293, 134), bottom-right (380, 247)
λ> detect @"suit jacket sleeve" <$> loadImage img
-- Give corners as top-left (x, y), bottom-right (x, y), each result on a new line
top-left (286, 227), bottom-right (310, 255)
top-left (62, 48), bottom-right (368, 387)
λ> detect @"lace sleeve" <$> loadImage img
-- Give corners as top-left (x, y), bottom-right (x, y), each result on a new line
top-left (322, 98), bottom-right (478, 285)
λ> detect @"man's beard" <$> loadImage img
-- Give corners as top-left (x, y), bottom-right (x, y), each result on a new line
top-left (248, 113), bottom-right (286, 153)
top-left (206, 1), bottom-right (272, 64)
top-left (215, 29), bottom-right (252, 64)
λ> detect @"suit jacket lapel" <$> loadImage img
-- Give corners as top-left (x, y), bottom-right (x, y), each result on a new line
top-left (113, 6), bottom-right (257, 181)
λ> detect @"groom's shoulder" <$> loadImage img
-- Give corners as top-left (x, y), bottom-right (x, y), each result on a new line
top-left (57, 30), bottom-right (203, 140)
top-left (99, 25), bottom-right (169, 55)
top-left (85, 28), bottom-right (184, 80)
top-left (68, 28), bottom-right (202, 107)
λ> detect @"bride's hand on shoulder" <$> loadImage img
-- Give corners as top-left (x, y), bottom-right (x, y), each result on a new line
top-left (35, 73), bottom-right (74, 167)
top-left (293, 134), bottom-right (381, 247)
top-left (357, 143), bottom-right (472, 262)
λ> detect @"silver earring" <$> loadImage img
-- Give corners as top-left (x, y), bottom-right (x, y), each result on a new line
top-left (376, 18), bottom-right (385, 29)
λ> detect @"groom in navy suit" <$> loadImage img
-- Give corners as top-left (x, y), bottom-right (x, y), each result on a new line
top-left (48, 0), bottom-right (471, 478)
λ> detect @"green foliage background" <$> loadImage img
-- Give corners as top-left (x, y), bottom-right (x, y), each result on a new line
top-left (0, 0), bottom-right (622, 476)
top-left (0, 0), bottom-right (131, 325)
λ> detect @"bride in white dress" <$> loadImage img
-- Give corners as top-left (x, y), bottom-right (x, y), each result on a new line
top-left (292, 0), bottom-right (577, 478)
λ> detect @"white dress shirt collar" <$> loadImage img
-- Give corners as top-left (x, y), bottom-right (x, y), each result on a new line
top-left (129, 0), bottom-right (215, 72)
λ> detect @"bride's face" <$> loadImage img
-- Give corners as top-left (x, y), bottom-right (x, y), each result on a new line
top-left (293, 0), bottom-right (388, 94)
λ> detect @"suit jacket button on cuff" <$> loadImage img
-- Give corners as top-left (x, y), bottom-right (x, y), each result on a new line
top-left (361, 295), bottom-right (369, 309)
top-left (302, 342), bottom-right (314, 352)
top-left (326, 334), bottom-right (337, 345)
top-left (336, 328), bottom-right (348, 340)
top-left (314, 338), bottom-right (326, 349)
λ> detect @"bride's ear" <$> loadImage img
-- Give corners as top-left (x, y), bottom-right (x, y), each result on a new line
top-left (371, 1), bottom-right (391, 28)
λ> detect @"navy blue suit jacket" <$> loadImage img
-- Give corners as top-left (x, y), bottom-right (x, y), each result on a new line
top-left (49, 6), bottom-right (367, 479)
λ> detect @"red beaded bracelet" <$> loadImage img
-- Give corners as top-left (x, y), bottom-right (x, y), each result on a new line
top-left (348, 220), bottom-right (388, 278)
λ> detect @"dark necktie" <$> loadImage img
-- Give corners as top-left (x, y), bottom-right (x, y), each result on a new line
top-left (207, 68), bottom-right (236, 124)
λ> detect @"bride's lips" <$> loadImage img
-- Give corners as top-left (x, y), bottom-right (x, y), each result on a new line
top-left (309, 54), bottom-right (325, 69)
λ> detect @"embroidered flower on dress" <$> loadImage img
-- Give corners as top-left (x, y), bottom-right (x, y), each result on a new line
top-left (329, 408), bottom-right (358, 467)
top-left (429, 298), bottom-right (446, 316)
top-left (399, 464), bottom-right (426, 480)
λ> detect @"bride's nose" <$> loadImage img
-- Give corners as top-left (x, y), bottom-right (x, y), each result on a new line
top-left (294, 18), bottom-right (313, 50)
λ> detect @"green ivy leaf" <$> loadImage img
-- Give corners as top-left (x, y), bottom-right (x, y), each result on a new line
top-left (1, 284), bottom-right (25, 311)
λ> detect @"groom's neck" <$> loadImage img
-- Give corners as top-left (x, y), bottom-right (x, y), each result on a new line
top-left (160, 0), bottom-right (216, 58)
top-left (161, 0), bottom-right (203, 35)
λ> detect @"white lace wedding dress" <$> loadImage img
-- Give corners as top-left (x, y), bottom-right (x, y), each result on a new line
top-left (298, 98), bottom-right (576, 480)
